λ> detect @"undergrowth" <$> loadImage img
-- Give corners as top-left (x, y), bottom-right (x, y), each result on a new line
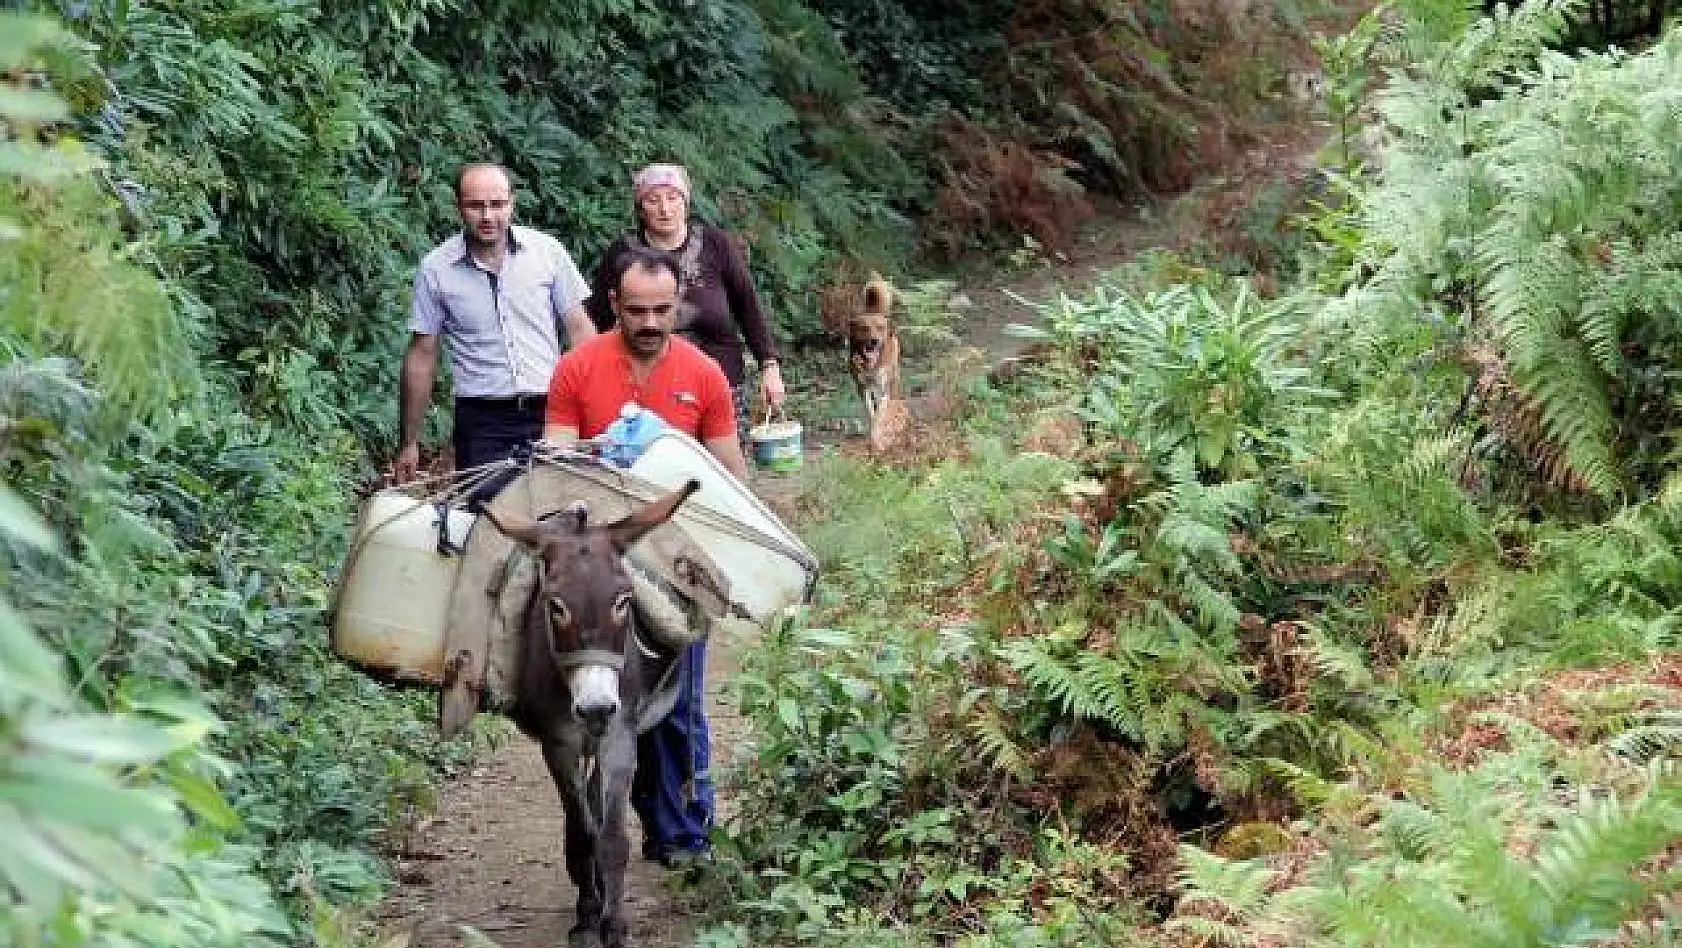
top-left (695, 4), bottom-right (1682, 944)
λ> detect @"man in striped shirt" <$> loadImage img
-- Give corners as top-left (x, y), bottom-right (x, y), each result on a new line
top-left (392, 162), bottom-right (597, 482)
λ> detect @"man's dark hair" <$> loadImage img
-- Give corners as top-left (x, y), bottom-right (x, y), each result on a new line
top-left (454, 162), bottom-right (514, 201)
top-left (612, 246), bottom-right (682, 292)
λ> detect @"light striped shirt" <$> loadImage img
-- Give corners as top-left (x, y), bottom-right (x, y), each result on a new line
top-left (409, 224), bottom-right (591, 398)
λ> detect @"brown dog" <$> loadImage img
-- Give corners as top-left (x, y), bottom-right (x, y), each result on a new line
top-left (848, 274), bottom-right (902, 429)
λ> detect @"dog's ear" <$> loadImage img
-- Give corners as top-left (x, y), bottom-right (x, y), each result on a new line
top-left (863, 278), bottom-right (894, 317)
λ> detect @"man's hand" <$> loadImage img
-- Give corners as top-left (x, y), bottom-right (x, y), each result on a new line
top-left (759, 361), bottom-right (786, 408)
top-left (392, 442), bottom-right (422, 484)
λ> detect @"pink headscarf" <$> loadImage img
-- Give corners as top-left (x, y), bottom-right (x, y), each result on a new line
top-left (633, 163), bottom-right (691, 204)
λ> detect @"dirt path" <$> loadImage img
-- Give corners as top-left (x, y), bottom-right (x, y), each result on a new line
top-left (373, 619), bottom-right (758, 948)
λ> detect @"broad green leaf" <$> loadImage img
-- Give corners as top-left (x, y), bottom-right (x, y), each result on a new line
top-left (0, 808), bottom-right (84, 904)
top-left (0, 87), bottom-right (67, 124)
top-left (122, 693), bottom-right (223, 746)
top-left (0, 599), bottom-right (62, 702)
top-left (22, 715), bottom-right (187, 764)
top-left (0, 755), bottom-right (179, 834)
top-left (166, 770), bottom-right (240, 832)
top-left (0, 487), bottom-right (57, 552)
top-left (776, 697), bottom-right (801, 732)
top-left (797, 627), bottom-right (856, 649)
top-left (31, 818), bottom-right (153, 899)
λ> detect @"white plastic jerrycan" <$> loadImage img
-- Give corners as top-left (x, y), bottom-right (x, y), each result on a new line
top-left (330, 491), bottom-right (477, 684)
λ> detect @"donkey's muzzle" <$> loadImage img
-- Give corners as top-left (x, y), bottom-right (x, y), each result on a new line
top-left (576, 701), bottom-right (617, 736)
top-left (570, 665), bottom-right (621, 736)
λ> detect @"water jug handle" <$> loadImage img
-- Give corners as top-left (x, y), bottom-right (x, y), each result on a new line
top-left (435, 502), bottom-right (467, 557)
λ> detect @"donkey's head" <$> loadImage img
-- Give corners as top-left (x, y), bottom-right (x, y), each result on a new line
top-left (481, 480), bottom-right (700, 734)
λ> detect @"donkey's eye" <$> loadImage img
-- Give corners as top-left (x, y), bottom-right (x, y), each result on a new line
top-left (548, 598), bottom-right (573, 626)
top-left (612, 592), bottom-right (633, 624)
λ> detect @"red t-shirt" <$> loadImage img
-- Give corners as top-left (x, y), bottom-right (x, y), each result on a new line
top-left (546, 331), bottom-right (736, 440)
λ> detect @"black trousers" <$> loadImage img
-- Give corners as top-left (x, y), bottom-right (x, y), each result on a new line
top-left (453, 395), bottom-right (547, 469)
top-left (453, 395), bottom-right (546, 507)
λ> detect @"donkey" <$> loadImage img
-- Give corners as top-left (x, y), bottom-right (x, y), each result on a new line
top-left (478, 479), bottom-right (699, 948)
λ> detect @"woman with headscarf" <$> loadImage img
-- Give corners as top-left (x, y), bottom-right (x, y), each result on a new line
top-left (587, 163), bottom-right (785, 429)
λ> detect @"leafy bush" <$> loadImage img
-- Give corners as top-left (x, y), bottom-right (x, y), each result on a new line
top-left (0, 17), bottom-right (291, 944)
top-left (1326, 0), bottom-right (1682, 499)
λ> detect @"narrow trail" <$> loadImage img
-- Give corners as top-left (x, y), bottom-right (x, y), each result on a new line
top-left (373, 618), bottom-right (757, 948)
top-left (372, 126), bottom-right (1325, 947)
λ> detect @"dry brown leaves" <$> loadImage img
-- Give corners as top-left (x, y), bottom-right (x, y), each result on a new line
top-left (1431, 653), bottom-right (1682, 766)
top-left (1462, 343), bottom-right (1594, 495)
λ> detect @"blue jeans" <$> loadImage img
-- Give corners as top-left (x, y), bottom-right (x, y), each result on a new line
top-left (631, 639), bottom-right (713, 856)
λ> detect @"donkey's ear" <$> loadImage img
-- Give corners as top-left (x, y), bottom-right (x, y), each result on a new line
top-left (479, 508), bottom-right (546, 548)
top-left (607, 480), bottom-right (700, 552)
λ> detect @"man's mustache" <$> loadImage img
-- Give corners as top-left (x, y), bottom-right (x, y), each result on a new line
top-left (634, 328), bottom-right (666, 341)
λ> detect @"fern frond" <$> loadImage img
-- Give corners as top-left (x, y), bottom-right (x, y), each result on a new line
top-left (1381, 799), bottom-right (1453, 861)
top-left (1173, 844), bottom-right (1279, 921)
top-left (1300, 625), bottom-right (1375, 690)
top-left (1181, 571), bottom-right (1241, 635)
top-left (1608, 710), bottom-right (1682, 763)
top-left (1527, 788), bottom-right (1682, 931)
top-left (1162, 914), bottom-right (1255, 948)
top-left (1259, 757), bottom-right (1342, 808)
top-left (966, 704), bottom-right (1034, 781)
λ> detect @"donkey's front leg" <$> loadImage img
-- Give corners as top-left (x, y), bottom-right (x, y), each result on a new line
top-left (541, 742), bottom-right (604, 948)
top-left (596, 724), bottom-right (639, 948)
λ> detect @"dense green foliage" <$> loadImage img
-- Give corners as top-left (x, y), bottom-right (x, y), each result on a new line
top-left (13, 0), bottom-right (1682, 943)
top-left (3, 0), bottom-right (1324, 943)
top-left (692, 3), bottom-right (1682, 946)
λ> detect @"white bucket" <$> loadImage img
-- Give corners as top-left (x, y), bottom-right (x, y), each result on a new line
top-left (330, 491), bottom-right (477, 684)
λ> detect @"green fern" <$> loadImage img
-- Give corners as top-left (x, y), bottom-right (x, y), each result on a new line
top-left (966, 702), bottom-right (1034, 781)
top-left (1340, 0), bottom-right (1682, 499)
top-left (1166, 845), bottom-right (1281, 947)
top-left (1002, 629), bottom-right (1243, 756)
top-left (1290, 758), bottom-right (1682, 948)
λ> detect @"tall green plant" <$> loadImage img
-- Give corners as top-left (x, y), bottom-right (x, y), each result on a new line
top-left (1328, 0), bottom-right (1682, 500)
top-left (0, 16), bottom-right (289, 945)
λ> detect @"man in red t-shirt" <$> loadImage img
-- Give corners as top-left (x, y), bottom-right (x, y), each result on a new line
top-left (543, 244), bottom-right (745, 867)
top-left (545, 247), bottom-right (749, 481)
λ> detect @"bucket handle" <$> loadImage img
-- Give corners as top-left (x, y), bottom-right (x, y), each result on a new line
top-left (759, 403), bottom-right (791, 430)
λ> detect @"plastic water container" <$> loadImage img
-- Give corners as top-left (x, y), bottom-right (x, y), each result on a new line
top-left (629, 429), bottom-right (819, 621)
top-left (330, 492), bottom-right (477, 684)
top-left (600, 402), bottom-right (667, 469)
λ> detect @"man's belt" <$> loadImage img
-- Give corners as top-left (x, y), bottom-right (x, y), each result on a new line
top-left (458, 393), bottom-right (547, 412)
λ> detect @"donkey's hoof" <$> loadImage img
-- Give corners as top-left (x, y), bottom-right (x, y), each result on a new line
top-left (602, 918), bottom-right (632, 948)
top-left (567, 926), bottom-right (604, 948)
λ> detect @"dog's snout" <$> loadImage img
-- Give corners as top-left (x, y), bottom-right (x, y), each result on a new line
top-left (861, 338), bottom-right (882, 353)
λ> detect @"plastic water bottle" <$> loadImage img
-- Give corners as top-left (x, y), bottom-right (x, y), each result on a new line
top-left (601, 402), bottom-right (665, 469)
